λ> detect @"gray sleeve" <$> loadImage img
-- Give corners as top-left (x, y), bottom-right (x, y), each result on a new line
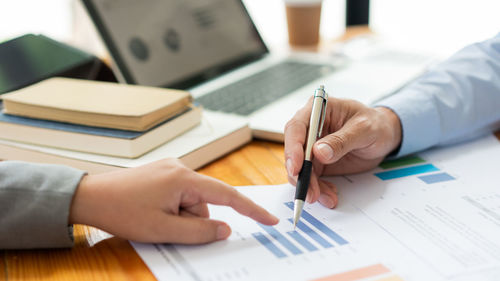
top-left (0, 161), bottom-right (86, 249)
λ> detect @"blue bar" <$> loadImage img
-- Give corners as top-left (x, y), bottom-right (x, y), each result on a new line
top-left (257, 223), bottom-right (302, 255)
top-left (288, 219), bottom-right (333, 248)
top-left (374, 164), bottom-right (439, 180)
top-left (418, 172), bottom-right (455, 184)
top-left (287, 231), bottom-right (318, 252)
top-left (285, 202), bottom-right (348, 245)
top-left (252, 232), bottom-right (287, 258)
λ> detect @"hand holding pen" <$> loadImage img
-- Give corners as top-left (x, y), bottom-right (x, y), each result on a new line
top-left (292, 85), bottom-right (328, 226)
top-left (284, 90), bottom-right (403, 212)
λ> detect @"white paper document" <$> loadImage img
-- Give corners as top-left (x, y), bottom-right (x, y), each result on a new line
top-left (132, 135), bottom-right (500, 281)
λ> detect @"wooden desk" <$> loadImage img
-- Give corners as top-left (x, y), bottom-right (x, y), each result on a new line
top-left (1, 140), bottom-right (288, 281)
top-left (8, 25), bottom-right (494, 280)
top-left (2, 26), bottom-right (376, 281)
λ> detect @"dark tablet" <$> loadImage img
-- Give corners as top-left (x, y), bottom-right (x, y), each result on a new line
top-left (0, 34), bottom-right (115, 94)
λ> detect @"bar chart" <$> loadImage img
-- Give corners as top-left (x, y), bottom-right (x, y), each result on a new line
top-left (375, 155), bottom-right (455, 184)
top-left (252, 202), bottom-right (348, 259)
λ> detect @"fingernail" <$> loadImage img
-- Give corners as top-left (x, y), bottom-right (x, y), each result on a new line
top-left (317, 143), bottom-right (334, 161)
top-left (270, 214), bottom-right (280, 224)
top-left (319, 194), bottom-right (335, 209)
top-left (286, 159), bottom-right (293, 176)
top-left (305, 193), bottom-right (313, 203)
top-left (216, 224), bottom-right (231, 240)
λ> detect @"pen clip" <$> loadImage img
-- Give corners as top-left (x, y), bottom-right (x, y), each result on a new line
top-left (314, 87), bottom-right (328, 138)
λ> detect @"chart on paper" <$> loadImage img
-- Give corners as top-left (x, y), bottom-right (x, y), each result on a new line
top-left (131, 135), bottom-right (500, 281)
top-left (252, 202), bottom-right (348, 259)
top-left (328, 135), bottom-right (500, 279)
top-left (132, 198), bottom-right (364, 281)
top-left (132, 184), bottom-right (443, 281)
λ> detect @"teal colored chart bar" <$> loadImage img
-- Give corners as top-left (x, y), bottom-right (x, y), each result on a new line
top-left (284, 202), bottom-right (348, 245)
top-left (257, 223), bottom-right (302, 255)
top-left (418, 172), bottom-right (455, 184)
top-left (374, 164), bottom-right (439, 180)
top-left (287, 231), bottom-right (318, 252)
top-left (252, 232), bottom-right (287, 258)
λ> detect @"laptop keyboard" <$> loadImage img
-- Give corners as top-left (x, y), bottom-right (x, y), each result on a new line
top-left (195, 60), bottom-right (335, 116)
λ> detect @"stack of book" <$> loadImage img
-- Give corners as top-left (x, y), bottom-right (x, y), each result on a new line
top-left (0, 78), bottom-right (252, 170)
top-left (0, 77), bottom-right (201, 158)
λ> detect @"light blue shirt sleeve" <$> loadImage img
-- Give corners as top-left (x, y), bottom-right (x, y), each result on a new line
top-left (375, 32), bottom-right (500, 157)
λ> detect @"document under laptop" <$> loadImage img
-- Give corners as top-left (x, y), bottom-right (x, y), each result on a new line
top-left (82, 0), bottom-right (433, 141)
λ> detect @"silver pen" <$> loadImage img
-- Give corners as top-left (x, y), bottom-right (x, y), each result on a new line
top-left (293, 85), bottom-right (328, 228)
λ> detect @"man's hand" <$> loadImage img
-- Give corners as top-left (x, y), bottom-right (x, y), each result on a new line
top-left (69, 159), bottom-right (279, 244)
top-left (284, 97), bottom-right (402, 208)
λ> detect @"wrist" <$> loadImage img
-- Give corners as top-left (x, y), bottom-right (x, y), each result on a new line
top-left (69, 174), bottom-right (97, 226)
top-left (376, 106), bottom-right (402, 155)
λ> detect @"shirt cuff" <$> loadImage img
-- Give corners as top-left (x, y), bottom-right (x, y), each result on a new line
top-left (374, 87), bottom-right (441, 158)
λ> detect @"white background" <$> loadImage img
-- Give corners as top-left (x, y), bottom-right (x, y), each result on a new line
top-left (0, 0), bottom-right (499, 57)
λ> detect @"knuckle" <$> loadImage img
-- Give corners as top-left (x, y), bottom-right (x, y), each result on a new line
top-left (158, 158), bottom-right (184, 170)
top-left (171, 164), bottom-right (190, 176)
top-left (284, 147), bottom-right (297, 161)
top-left (325, 134), bottom-right (346, 152)
top-left (284, 118), bottom-right (304, 133)
top-left (346, 98), bottom-right (363, 109)
top-left (225, 188), bottom-right (240, 204)
top-left (171, 158), bottom-right (187, 168)
top-left (354, 115), bottom-right (372, 128)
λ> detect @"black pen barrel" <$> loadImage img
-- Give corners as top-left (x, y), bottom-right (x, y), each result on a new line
top-left (295, 160), bottom-right (313, 201)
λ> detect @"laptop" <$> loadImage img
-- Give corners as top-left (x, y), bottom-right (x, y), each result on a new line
top-left (82, 0), bottom-right (433, 141)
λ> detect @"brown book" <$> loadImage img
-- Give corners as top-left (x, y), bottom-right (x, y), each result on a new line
top-left (0, 112), bottom-right (252, 171)
top-left (0, 104), bottom-right (202, 158)
top-left (1, 77), bottom-right (192, 131)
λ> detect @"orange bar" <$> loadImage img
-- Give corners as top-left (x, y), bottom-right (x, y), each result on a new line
top-left (374, 275), bottom-right (405, 281)
top-left (313, 264), bottom-right (391, 281)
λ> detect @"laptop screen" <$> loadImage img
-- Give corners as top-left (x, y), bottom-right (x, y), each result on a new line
top-left (83, 0), bottom-right (268, 89)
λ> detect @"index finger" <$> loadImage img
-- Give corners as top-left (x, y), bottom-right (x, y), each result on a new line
top-left (190, 174), bottom-right (279, 225)
top-left (284, 97), bottom-right (313, 177)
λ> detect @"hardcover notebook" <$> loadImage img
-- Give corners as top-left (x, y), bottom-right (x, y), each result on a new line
top-left (0, 102), bottom-right (202, 158)
top-left (1, 78), bottom-right (192, 131)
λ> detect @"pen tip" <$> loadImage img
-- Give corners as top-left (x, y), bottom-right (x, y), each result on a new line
top-left (293, 199), bottom-right (304, 227)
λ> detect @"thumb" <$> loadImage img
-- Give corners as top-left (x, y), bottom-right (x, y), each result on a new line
top-left (312, 123), bottom-right (367, 165)
top-left (158, 215), bottom-right (232, 244)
